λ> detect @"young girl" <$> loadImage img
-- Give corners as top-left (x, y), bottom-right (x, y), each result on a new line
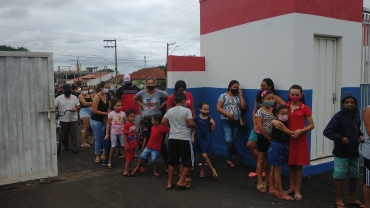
top-left (324, 91), bottom-right (365, 208)
top-left (105, 98), bottom-right (126, 169)
top-left (123, 110), bottom-right (138, 176)
top-left (273, 85), bottom-right (314, 200)
top-left (255, 90), bottom-right (275, 193)
top-left (138, 118), bottom-right (150, 172)
top-left (194, 102), bottom-right (218, 179)
top-left (268, 105), bottom-right (294, 200)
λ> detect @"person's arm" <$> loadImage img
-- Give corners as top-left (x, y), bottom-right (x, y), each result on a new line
top-left (190, 104), bottom-right (196, 118)
top-left (123, 133), bottom-right (129, 150)
top-left (91, 94), bottom-right (108, 115)
top-left (252, 100), bottom-right (258, 131)
top-left (256, 117), bottom-right (271, 141)
top-left (105, 118), bottom-right (111, 140)
top-left (72, 97), bottom-right (80, 112)
top-left (210, 117), bottom-right (216, 132)
top-left (357, 115), bottom-right (364, 138)
top-left (323, 114), bottom-right (346, 143)
top-left (216, 99), bottom-right (234, 120)
top-left (292, 115), bottom-right (314, 138)
top-left (133, 92), bottom-right (144, 109)
top-left (161, 117), bottom-right (170, 127)
top-left (279, 125), bottom-right (293, 135)
top-left (362, 108), bottom-right (370, 143)
top-left (141, 135), bottom-right (148, 152)
top-left (159, 92), bottom-right (168, 109)
top-left (238, 89), bottom-right (247, 110)
top-left (78, 95), bottom-right (92, 107)
top-left (187, 118), bottom-right (196, 128)
top-left (166, 95), bottom-right (174, 112)
top-left (274, 95), bottom-right (286, 105)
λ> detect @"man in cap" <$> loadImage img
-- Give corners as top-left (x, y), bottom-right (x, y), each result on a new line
top-left (55, 84), bottom-right (80, 154)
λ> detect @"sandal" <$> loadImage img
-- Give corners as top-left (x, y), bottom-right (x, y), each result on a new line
top-left (107, 164), bottom-right (112, 169)
top-left (248, 172), bottom-right (257, 177)
top-left (166, 182), bottom-right (175, 190)
top-left (226, 160), bottom-right (235, 167)
top-left (134, 153), bottom-right (139, 158)
top-left (177, 182), bottom-right (191, 189)
top-left (256, 184), bottom-right (267, 193)
top-left (139, 168), bottom-right (148, 173)
top-left (276, 193), bottom-right (294, 201)
top-left (211, 168), bottom-right (218, 179)
top-left (199, 172), bottom-right (205, 178)
top-left (268, 188), bottom-right (278, 195)
top-left (185, 176), bottom-right (192, 182)
top-left (294, 194), bottom-right (302, 200)
top-left (335, 204), bottom-right (346, 208)
top-left (153, 173), bottom-right (161, 178)
top-left (95, 159), bottom-right (100, 163)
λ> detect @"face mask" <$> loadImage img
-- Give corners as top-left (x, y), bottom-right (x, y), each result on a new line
top-left (278, 115), bottom-right (288, 122)
top-left (147, 86), bottom-right (155, 91)
top-left (115, 107), bottom-right (123, 112)
top-left (64, 90), bottom-right (71, 97)
top-left (230, 89), bottom-right (239, 95)
top-left (343, 104), bottom-right (355, 113)
top-left (182, 103), bottom-right (186, 107)
top-left (289, 95), bottom-right (302, 102)
top-left (78, 88), bottom-right (81, 91)
top-left (260, 88), bottom-right (268, 91)
top-left (103, 89), bottom-right (109, 94)
top-left (82, 91), bottom-right (88, 95)
top-left (89, 89), bottom-right (94, 93)
top-left (263, 100), bottom-right (275, 108)
top-left (125, 83), bottom-right (132, 87)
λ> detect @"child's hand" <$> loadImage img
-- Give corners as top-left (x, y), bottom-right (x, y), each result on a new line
top-left (104, 135), bottom-right (109, 140)
top-left (359, 136), bottom-right (365, 143)
top-left (291, 129), bottom-right (302, 138)
top-left (226, 113), bottom-right (234, 120)
top-left (191, 136), bottom-right (195, 144)
top-left (210, 119), bottom-right (215, 125)
top-left (272, 120), bottom-right (283, 129)
top-left (342, 137), bottom-right (349, 144)
top-left (124, 143), bottom-right (129, 150)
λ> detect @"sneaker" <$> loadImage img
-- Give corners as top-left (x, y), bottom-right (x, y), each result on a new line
top-left (72, 149), bottom-right (79, 154)
top-left (64, 146), bottom-right (70, 151)
top-left (101, 160), bottom-right (108, 166)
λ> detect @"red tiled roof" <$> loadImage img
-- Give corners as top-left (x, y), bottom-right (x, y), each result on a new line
top-left (72, 72), bottom-right (111, 82)
top-left (130, 67), bottom-right (166, 80)
top-left (106, 74), bottom-right (125, 84)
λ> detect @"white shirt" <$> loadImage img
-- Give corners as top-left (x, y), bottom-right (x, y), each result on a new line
top-left (55, 94), bottom-right (80, 122)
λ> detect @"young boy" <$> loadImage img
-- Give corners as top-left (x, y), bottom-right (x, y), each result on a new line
top-left (123, 110), bottom-right (138, 176)
top-left (131, 114), bottom-right (170, 178)
top-left (162, 92), bottom-right (196, 190)
top-left (323, 91), bottom-right (365, 208)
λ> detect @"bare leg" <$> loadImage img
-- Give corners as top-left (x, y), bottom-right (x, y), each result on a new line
top-left (364, 184), bottom-right (370, 208)
top-left (199, 157), bottom-right (205, 177)
top-left (132, 158), bottom-right (143, 173)
top-left (154, 162), bottom-right (159, 176)
top-left (123, 162), bottom-right (131, 175)
top-left (247, 141), bottom-right (259, 167)
top-left (81, 117), bottom-right (90, 145)
top-left (286, 165), bottom-right (296, 194)
top-left (348, 178), bottom-right (363, 205)
top-left (335, 179), bottom-right (345, 206)
top-left (178, 167), bottom-right (191, 187)
top-left (257, 152), bottom-right (267, 187)
top-left (274, 166), bottom-right (284, 194)
top-left (167, 165), bottom-right (175, 187)
top-left (294, 165), bottom-right (303, 196)
top-left (108, 147), bottom-right (115, 165)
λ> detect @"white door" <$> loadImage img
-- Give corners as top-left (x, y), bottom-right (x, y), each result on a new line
top-left (311, 37), bottom-right (339, 160)
top-left (0, 52), bottom-right (57, 185)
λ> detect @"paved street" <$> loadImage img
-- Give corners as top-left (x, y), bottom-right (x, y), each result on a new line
top-left (0, 125), bottom-right (365, 208)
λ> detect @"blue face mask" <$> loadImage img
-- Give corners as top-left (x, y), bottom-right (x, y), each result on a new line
top-left (263, 100), bottom-right (275, 108)
top-left (182, 103), bottom-right (186, 107)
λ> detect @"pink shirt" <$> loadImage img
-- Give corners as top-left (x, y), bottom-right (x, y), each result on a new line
top-left (108, 111), bottom-right (126, 135)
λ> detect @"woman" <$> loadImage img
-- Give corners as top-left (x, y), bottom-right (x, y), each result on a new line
top-left (78, 86), bottom-right (93, 147)
top-left (88, 85), bottom-right (96, 98)
top-left (90, 81), bottom-right (111, 164)
top-left (133, 77), bottom-right (168, 119)
top-left (166, 80), bottom-right (196, 118)
top-left (248, 78), bottom-right (285, 177)
top-left (216, 80), bottom-right (247, 167)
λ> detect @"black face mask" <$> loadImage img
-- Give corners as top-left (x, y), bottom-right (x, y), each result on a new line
top-left (64, 90), bottom-right (71, 97)
top-left (125, 83), bottom-right (132, 87)
top-left (230, 89), bottom-right (239, 95)
top-left (147, 86), bottom-right (155, 91)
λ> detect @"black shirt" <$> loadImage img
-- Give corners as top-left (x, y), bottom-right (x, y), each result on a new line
top-left (271, 124), bottom-right (289, 144)
top-left (91, 94), bottom-right (109, 122)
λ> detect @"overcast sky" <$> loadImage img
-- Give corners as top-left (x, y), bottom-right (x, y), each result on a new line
top-left (1, 0), bottom-right (369, 74)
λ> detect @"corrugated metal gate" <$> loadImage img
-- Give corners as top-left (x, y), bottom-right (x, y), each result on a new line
top-left (362, 10), bottom-right (370, 132)
top-left (0, 52), bottom-right (57, 185)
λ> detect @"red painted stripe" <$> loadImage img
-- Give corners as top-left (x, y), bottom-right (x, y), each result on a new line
top-left (167, 56), bottom-right (205, 72)
top-left (200, 0), bottom-right (362, 35)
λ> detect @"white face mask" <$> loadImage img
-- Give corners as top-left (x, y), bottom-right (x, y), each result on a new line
top-left (103, 89), bottom-right (109, 94)
top-left (89, 89), bottom-right (94, 93)
top-left (82, 91), bottom-right (88, 95)
top-left (78, 88), bottom-right (81, 91)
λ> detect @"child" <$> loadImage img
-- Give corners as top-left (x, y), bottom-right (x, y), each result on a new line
top-left (268, 105), bottom-right (294, 200)
top-left (255, 90), bottom-right (275, 193)
top-left (138, 118), bottom-right (150, 172)
top-left (131, 114), bottom-right (170, 178)
top-left (105, 98), bottom-right (126, 169)
top-left (323, 91), bottom-right (365, 208)
top-left (162, 92), bottom-right (196, 190)
top-left (194, 101), bottom-right (218, 179)
top-left (122, 110), bottom-right (138, 176)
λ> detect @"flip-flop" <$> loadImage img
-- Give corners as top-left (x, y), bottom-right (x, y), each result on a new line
top-left (199, 172), bottom-right (205, 178)
top-left (276, 193), bottom-right (294, 201)
top-left (212, 173), bottom-right (218, 179)
top-left (94, 159), bottom-right (100, 163)
top-left (226, 160), bottom-right (235, 167)
top-left (177, 182), bottom-right (191, 189)
top-left (335, 204), bottom-right (346, 208)
top-left (268, 188), bottom-right (278, 195)
top-left (256, 184), bottom-right (267, 193)
top-left (153, 173), bottom-right (161, 178)
top-left (347, 202), bottom-right (365, 208)
top-left (248, 172), bottom-right (257, 177)
top-left (294, 194), bottom-right (302, 200)
top-left (107, 164), bottom-right (112, 169)
top-left (185, 176), bottom-right (192, 182)
top-left (139, 168), bottom-right (148, 173)
top-left (166, 182), bottom-right (175, 190)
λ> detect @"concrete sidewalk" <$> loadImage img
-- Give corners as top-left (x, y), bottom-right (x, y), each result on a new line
top-left (0, 126), bottom-right (365, 208)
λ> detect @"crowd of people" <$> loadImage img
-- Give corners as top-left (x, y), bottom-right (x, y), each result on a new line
top-left (54, 75), bottom-right (370, 207)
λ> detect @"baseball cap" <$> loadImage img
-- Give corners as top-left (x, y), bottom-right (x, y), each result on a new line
top-left (123, 74), bottom-right (132, 84)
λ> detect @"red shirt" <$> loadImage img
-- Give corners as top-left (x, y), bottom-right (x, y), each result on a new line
top-left (286, 102), bottom-right (312, 131)
top-left (146, 125), bottom-right (170, 150)
top-left (123, 122), bottom-right (138, 148)
top-left (116, 85), bottom-right (141, 115)
top-left (167, 92), bottom-right (194, 109)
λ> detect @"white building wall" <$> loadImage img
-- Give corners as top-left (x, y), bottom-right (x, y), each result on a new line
top-left (86, 72), bottom-right (115, 86)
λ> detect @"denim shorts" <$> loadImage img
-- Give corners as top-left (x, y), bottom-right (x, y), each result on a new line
top-left (80, 108), bottom-right (92, 118)
top-left (140, 147), bottom-right (160, 163)
top-left (110, 134), bottom-right (124, 147)
top-left (267, 141), bottom-right (288, 166)
top-left (248, 129), bottom-right (258, 142)
top-left (333, 156), bottom-right (359, 179)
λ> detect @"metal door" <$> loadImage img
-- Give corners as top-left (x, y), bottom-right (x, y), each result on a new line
top-left (311, 38), bottom-right (338, 160)
top-left (0, 51), bottom-right (57, 185)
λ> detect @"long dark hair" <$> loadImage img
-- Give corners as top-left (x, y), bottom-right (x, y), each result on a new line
top-left (99, 81), bottom-right (107, 90)
top-left (273, 105), bottom-right (288, 117)
top-left (174, 80), bottom-right (187, 93)
top-left (262, 78), bottom-right (276, 94)
top-left (256, 90), bottom-right (274, 105)
top-left (110, 98), bottom-right (121, 111)
top-left (288, 84), bottom-right (305, 104)
top-left (227, 80), bottom-right (239, 92)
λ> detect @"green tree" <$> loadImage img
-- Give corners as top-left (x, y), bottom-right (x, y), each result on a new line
top-left (158, 65), bottom-right (167, 75)
top-left (98, 68), bottom-right (114, 72)
top-left (0, 45), bottom-right (29, 52)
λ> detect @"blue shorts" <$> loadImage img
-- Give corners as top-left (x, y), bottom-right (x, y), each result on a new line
top-left (140, 147), bottom-right (160, 163)
top-left (267, 141), bottom-right (288, 166)
top-left (333, 156), bottom-right (359, 179)
top-left (248, 129), bottom-right (258, 142)
top-left (80, 107), bottom-right (92, 118)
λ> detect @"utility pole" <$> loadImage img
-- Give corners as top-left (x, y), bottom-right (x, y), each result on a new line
top-left (144, 56), bottom-right (146, 68)
top-left (166, 42), bottom-right (176, 67)
top-left (104, 39), bottom-right (118, 88)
